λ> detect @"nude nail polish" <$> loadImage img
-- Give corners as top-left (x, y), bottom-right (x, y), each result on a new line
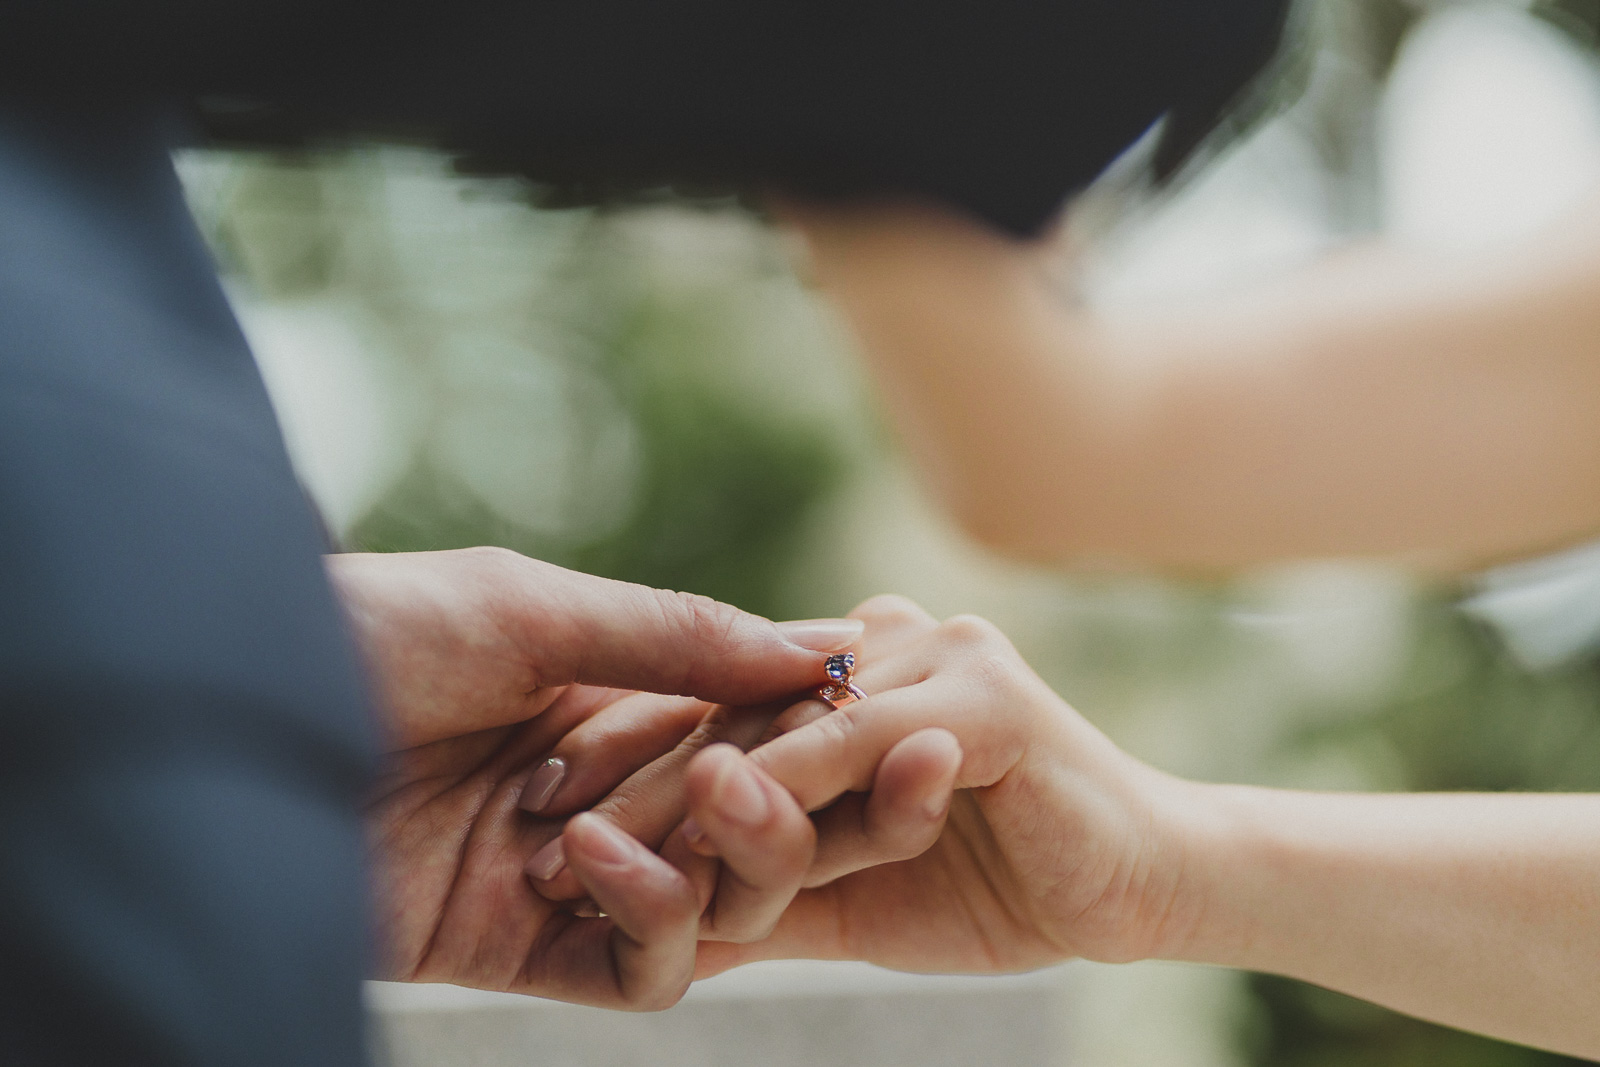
top-left (519, 757), bottom-right (566, 814)
top-left (526, 839), bottom-right (566, 882)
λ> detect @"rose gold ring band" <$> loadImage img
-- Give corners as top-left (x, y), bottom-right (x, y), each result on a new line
top-left (819, 652), bottom-right (866, 710)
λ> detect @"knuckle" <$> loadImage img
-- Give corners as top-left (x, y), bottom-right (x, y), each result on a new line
top-left (963, 647), bottom-right (1019, 697)
top-left (660, 590), bottom-right (745, 690)
top-left (930, 614), bottom-right (1028, 698)
top-left (852, 593), bottom-right (930, 625)
top-left (670, 590), bottom-right (743, 647)
top-left (938, 613), bottom-right (1007, 651)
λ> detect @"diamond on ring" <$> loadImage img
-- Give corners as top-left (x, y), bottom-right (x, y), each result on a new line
top-left (820, 652), bottom-right (866, 709)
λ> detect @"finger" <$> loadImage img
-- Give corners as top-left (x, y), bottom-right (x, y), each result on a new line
top-left (752, 615), bottom-right (1036, 811)
top-left (676, 745), bottom-right (816, 943)
top-left (751, 683), bottom-right (1014, 813)
top-left (754, 598), bottom-right (943, 746)
top-left (692, 888), bottom-right (850, 980)
top-left (806, 729), bottom-right (960, 886)
top-left (527, 700), bottom-right (789, 900)
top-left (755, 695), bottom-right (834, 746)
top-left (554, 813), bottom-right (700, 1011)
top-left (748, 686), bottom-right (941, 811)
top-left (506, 559), bottom-right (864, 704)
top-left (502, 684), bottom-right (631, 764)
top-left (518, 693), bottom-right (712, 816)
top-left (376, 683), bottom-right (624, 797)
top-left (848, 594), bottom-right (939, 659)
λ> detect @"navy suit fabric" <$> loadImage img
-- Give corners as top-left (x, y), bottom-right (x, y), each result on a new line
top-left (0, 103), bottom-right (375, 1065)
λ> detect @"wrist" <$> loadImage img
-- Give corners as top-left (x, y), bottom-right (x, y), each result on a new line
top-left (1113, 770), bottom-right (1235, 964)
top-left (1029, 744), bottom-right (1227, 966)
top-left (1159, 781), bottom-right (1295, 972)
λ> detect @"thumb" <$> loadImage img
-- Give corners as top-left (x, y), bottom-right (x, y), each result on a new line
top-left (507, 558), bottom-right (862, 704)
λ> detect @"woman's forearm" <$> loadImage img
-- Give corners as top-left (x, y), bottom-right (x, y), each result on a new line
top-left (791, 200), bottom-right (1600, 572)
top-left (1173, 785), bottom-right (1600, 1058)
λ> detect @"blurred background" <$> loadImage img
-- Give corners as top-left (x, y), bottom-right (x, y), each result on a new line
top-left (180, 1), bottom-right (1600, 1063)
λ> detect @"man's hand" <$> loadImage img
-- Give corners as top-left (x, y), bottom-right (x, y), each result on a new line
top-left (367, 682), bottom-right (822, 1008)
top-left (332, 546), bottom-right (863, 1008)
top-left (327, 548), bottom-right (862, 750)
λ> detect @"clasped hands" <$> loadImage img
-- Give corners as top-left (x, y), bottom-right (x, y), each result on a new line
top-left (336, 547), bottom-right (1188, 1012)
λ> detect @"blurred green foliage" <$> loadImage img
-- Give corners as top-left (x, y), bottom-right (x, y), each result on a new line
top-left (351, 344), bottom-right (843, 620)
top-left (187, 149), bottom-right (851, 622)
top-left (1245, 974), bottom-right (1588, 1067)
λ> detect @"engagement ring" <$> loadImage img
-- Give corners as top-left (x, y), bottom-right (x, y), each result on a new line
top-left (820, 652), bottom-right (866, 709)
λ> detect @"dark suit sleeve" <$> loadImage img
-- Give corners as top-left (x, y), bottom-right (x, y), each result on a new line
top-left (0, 0), bottom-right (1289, 235)
top-left (0, 101), bottom-right (376, 1066)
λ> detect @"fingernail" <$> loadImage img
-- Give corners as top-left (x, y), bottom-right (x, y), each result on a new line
top-left (681, 817), bottom-right (719, 857)
top-left (924, 793), bottom-right (952, 822)
top-left (519, 757), bottom-right (568, 814)
top-left (712, 761), bottom-right (771, 827)
top-left (526, 839), bottom-right (567, 882)
top-left (575, 815), bottom-right (639, 868)
top-left (777, 618), bottom-right (864, 652)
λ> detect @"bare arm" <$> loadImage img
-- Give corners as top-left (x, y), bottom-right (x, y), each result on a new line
top-left (660, 598), bottom-right (1600, 1058)
top-left (1178, 787), bottom-right (1600, 1057)
top-left (787, 198), bottom-right (1600, 573)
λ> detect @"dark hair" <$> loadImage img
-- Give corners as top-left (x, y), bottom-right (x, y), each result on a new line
top-left (2, 0), bottom-right (1291, 235)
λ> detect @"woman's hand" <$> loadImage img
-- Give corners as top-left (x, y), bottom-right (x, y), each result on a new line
top-left (497, 590), bottom-right (1600, 1059)
top-left (680, 597), bottom-right (1600, 1061)
top-left (695, 594), bottom-right (1196, 976)
top-left (529, 593), bottom-right (1194, 975)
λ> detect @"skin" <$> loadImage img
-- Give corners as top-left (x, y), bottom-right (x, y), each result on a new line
top-left (365, 677), bottom-right (960, 1007)
top-left (777, 196), bottom-right (1600, 573)
top-left (330, 546), bottom-right (906, 1009)
top-left (328, 548), bottom-right (861, 749)
top-left (368, 684), bottom-right (710, 1008)
top-left (573, 596), bottom-right (1600, 1058)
